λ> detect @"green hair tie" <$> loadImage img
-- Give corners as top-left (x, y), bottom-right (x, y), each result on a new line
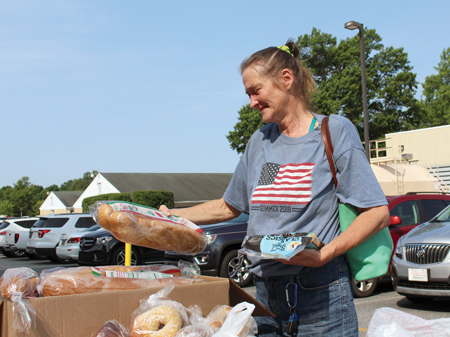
top-left (278, 45), bottom-right (294, 57)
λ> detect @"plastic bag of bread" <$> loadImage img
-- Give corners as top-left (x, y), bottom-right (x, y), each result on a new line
top-left (11, 292), bottom-right (37, 334)
top-left (89, 201), bottom-right (207, 254)
top-left (0, 267), bottom-right (39, 300)
top-left (130, 284), bottom-right (189, 337)
top-left (91, 319), bottom-right (129, 337)
top-left (209, 302), bottom-right (257, 337)
top-left (174, 305), bottom-right (215, 337)
top-left (37, 266), bottom-right (204, 297)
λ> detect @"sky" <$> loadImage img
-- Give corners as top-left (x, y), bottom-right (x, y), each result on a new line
top-left (1, 0), bottom-right (449, 189)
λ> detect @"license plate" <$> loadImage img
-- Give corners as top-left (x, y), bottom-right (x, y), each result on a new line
top-left (408, 268), bottom-right (428, 282)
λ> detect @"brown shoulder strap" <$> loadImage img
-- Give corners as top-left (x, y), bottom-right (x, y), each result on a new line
top-left (321, 116), bottom-right (338, 187)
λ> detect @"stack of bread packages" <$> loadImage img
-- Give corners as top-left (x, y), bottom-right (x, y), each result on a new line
top-left (90, 201), bottom-right (207, 254)
top-left (90, 285), bottom-right (257, 337)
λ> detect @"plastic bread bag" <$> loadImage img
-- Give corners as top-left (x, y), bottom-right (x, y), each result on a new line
top-left (212, 302), bottom-right (257, 337)
top-left (130, 284), bottom-right (189, 337)
top-left (89, 200), bottom-right (207, 254)
top-left (91, 319), bottom-right (129, 337)
top-left (11, 292), bottom-right (36, 334)
top-left (240, 232), bottom-right (324, 261)
top-left (178, 259), bottom-right (201, 278)
top-left (175, 305), bottom-right (215, 337)
top-left (37, 266), bottom-right (203, 297)
top-left (0, 267), bottom-right (39, 300)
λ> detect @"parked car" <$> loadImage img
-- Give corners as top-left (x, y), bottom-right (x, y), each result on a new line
top-left (0, 217), bottom-right (39, 257)
top-left (352, 192), bottom-right (450, 297)
top-left (56, 225), bottom-right (103, 261)
top-left (165, 213), bottom-right (252, 287)
top-left (78, 228), bottom-right (165, 266)
top-left (166, 193), bottom-right (450, 294)
top-left (26, 213), bottom-right (97, 263)
top-left (391, 203), bottom-right (450, 303)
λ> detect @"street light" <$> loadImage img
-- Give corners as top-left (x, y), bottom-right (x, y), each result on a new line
top-left (345, 21), bottom-right (370, 161)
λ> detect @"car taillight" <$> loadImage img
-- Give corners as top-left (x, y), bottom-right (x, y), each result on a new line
top-left (67, 237), bottom-right (81, 244)
top-left (15, 233), bottom-right (19, 244)
top-left (0, 231), bottom-right (6, 236)
top-left (38, 229), bottom-right (51, 238)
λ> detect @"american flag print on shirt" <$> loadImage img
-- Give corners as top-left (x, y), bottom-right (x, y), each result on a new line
top-left (251, 162), bottom-right (314, 205)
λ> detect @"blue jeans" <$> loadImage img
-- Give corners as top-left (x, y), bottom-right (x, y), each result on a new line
top-left (254, 255), bottom-right (358, 337)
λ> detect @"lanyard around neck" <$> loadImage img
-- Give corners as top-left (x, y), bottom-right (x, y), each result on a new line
top-left (308, 117), bottom-right (317, 133)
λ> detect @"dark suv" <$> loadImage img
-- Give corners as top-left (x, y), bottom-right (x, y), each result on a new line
top-left (78, 228), bottom-right (165, 266)
top-left (165, 213), bottom-right (251, 287)
top-left (166, 193), bottom-right (450, 293)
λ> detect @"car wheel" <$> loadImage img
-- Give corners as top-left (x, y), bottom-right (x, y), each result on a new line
top-left (406, 296), bottom-right (434, 304)
top-left (0, 247), bottom-right (11, 257)
top-left (9, 249), bottom-right (26, 258)
top-left (352, 277), bottom-right (378, 298)
top-left (219, 250), bottom-right (253, 288)
top-left (111, 246), bottom-right (140, 266)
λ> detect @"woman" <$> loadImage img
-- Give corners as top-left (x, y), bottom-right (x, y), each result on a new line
top-left (160, 40), bottom-right (389, 336)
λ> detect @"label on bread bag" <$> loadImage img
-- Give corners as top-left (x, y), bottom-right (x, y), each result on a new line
top-left (106, 201), bottom-right (203, 233)
top-left (90, 267), bottom-right (174, 279)
top-left (242, 232), bottom-right (324, 260)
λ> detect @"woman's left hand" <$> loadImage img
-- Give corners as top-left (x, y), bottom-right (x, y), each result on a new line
top-left (275, 247), bottom-right (331, 268)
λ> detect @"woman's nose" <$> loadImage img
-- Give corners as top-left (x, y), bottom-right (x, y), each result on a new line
top-left (250, 96), bottom-right (258, 109)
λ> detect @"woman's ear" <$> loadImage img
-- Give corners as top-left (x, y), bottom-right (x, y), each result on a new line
top-left (280, 69), bottom-right (294, 90)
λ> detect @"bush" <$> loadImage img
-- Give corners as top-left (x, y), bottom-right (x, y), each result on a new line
top-left (82, 193), bottom-right (131, 212)
top-left (131, 190), bottom-right (174, 209)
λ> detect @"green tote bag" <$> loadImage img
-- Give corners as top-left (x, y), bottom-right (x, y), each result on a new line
top-left (321, 116), bottom-right (393, 282)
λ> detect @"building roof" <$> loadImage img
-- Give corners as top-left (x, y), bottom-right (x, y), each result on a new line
top-left (100, 173), bottom-right (233, 204)
top-left (53, 191), bottom-right (84, 207)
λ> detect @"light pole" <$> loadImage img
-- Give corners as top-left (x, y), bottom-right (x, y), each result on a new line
top-left (345, 21), bottom-right (370, 162)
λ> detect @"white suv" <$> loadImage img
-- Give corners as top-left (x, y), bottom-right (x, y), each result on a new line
top-left (26, 213), bottom-right (97, 263)
top-left (0, 218), bottom-right (39, 257)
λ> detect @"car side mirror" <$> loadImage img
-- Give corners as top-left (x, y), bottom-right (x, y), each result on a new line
top-left (390, 215), bottom-right (402, 226)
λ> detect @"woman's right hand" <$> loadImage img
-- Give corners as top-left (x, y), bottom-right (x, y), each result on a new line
top-left (159, 204), bottom-right (172, 217)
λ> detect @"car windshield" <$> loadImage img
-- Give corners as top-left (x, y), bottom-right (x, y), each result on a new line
top-left (432, 205), bottom-right (450, 222)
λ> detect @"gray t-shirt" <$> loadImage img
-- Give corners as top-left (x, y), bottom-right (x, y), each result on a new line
top-left (223, 113), bottom-right (387, 277)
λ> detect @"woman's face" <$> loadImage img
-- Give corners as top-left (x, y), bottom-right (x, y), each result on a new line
top-left (242, 65), bottom-right (289, 124)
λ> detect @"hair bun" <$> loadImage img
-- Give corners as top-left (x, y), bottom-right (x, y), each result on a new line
top-left (285, 39), bottom-right (300, 58)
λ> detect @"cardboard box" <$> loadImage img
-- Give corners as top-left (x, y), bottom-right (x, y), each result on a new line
top-left (1, 276), bottom-right (273, 337)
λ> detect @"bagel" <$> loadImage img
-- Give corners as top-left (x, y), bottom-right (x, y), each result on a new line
top-left (130, 305), bottom-right (182, 337)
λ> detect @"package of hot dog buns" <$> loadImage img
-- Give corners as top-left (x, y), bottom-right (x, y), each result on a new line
top-left (89, 201), bottom-right (207, 254)
top-left (37, 265), bottom-right (205, 297)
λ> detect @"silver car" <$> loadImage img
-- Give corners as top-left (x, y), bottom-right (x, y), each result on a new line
top-left (392, 204), bottom-right (450, 303)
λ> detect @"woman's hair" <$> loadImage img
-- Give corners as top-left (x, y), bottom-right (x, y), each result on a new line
top-left (240, 39), bottom-right (316, 109)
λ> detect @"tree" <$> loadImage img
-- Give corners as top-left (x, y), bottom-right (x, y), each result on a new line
top-left (60, 170), bottom-right (97, 191)
top-left (226, 28), bottom-right (424, 154)
top-left (297, 27), bottom-right (423, 141)
top-left (226, 104), bottom-right (265, 155)
top-left (0, 200), bottom-right (14, 216)
top-left (422, 47), bottom-right (450, 126)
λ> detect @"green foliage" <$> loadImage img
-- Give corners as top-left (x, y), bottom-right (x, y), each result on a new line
top-left (226, 104), bottom-right (266, 155)
top-left (297, 27), bottom-right (423, 141)
top-left (131, 190), bottom-right (175, 209)
top-left (422, 47), bottom-right (450, 126)
top-left (0, 200), bottom-right (15, 217)
top-left (82, 193), bottom-right (131, 212)
top-left (60, 171), bottom-right (98, 191)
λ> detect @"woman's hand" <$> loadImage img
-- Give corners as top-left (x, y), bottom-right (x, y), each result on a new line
top-left (275, 247), bottom-right (332, 268)
top-left (159, 204), bottom-right (172, 217)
